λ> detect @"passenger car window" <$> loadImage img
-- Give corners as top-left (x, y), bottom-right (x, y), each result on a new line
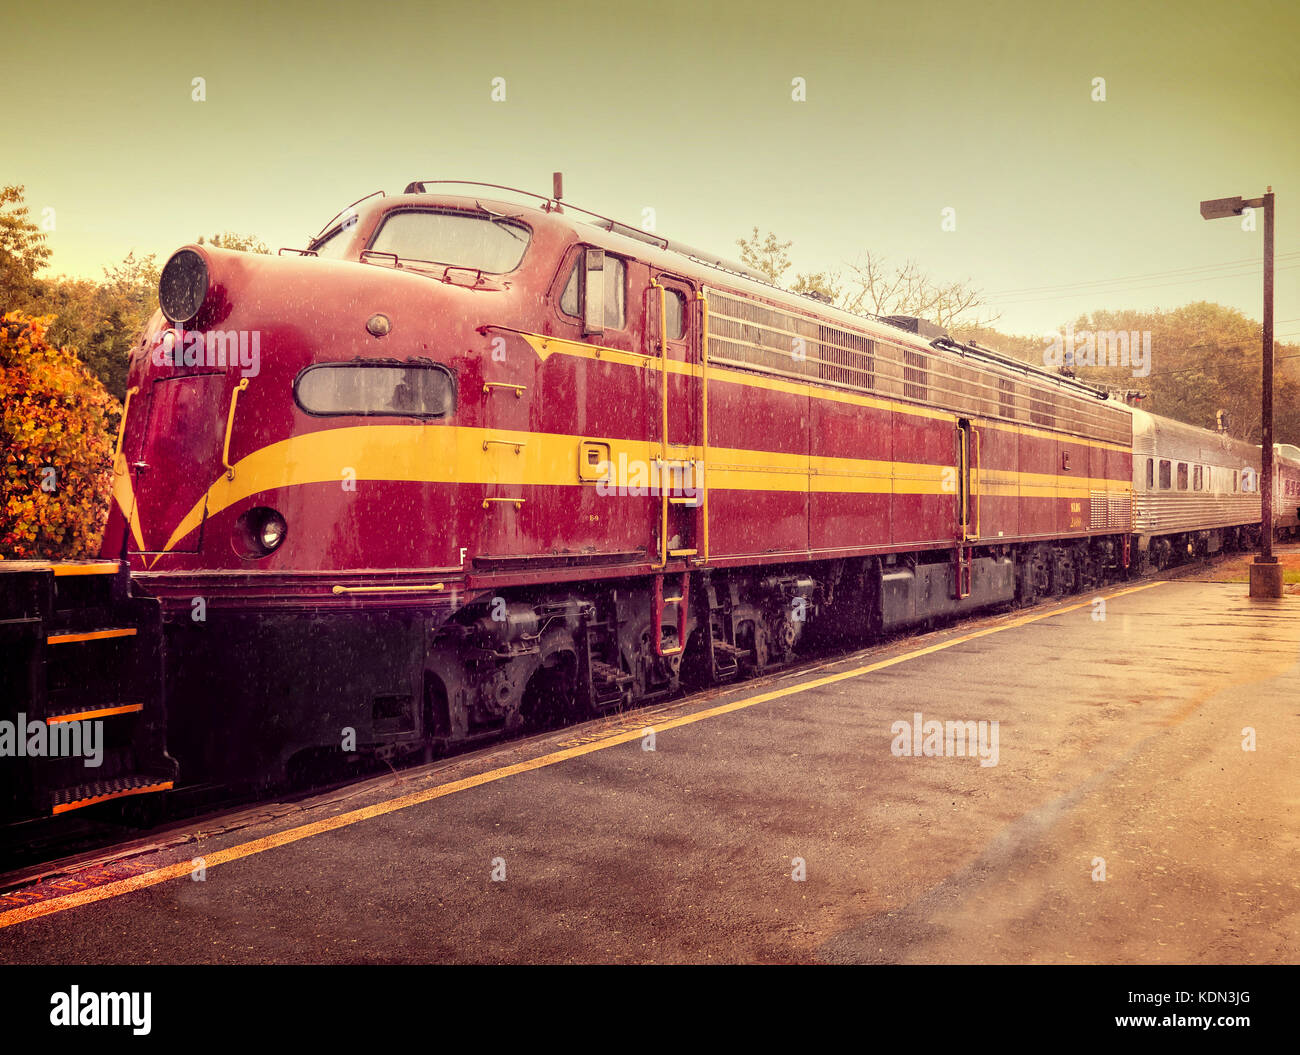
top-left (1159, 460), bottom-right (1171, 489)
top-left (1177, 463), bottom-right (1188, 490)
top-left (1193, 465), bottom-right (1203, 491)
top-left (295, 362), bottom-right (455, 418)
top-left (1146, 458), bottom-right (1154, 489)
top-left (369, 210), bottom-right (530, 273)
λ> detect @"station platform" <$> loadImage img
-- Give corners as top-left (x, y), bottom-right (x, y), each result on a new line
top-left (1, 578), bottom-right (1296, 964)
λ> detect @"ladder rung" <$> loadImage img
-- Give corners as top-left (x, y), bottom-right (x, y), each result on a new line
top-left (50, 776), bottom-right (173, 815)
top-left (46, 627), bottom-right (137, 645)
top-left (668, 548), bottom-right (698, 557)
top-left (46, 703), bottom-right (144, 724)
top-left (52, 561), bottom-right (119, 577)
top-left (662, 595), bottom-right (683, 603)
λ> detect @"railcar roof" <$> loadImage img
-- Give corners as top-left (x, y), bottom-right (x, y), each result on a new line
top-left (1129, 406), bottom-right (1260, 463)
top-left (373, 189), bottom-right (1122, 409)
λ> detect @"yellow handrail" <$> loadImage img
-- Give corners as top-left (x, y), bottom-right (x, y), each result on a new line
top-left (113, 386), bottom-right (139, 474)
top-left (651, 280), bottom-right (669, 569)
top-left (332, 583), bottom-right (445, 594)
top-left (483, 382), bottom-right (526, 398)
top-left (698, 290), bottom-right (710, 563)
top-left (959, 424), bottom-right (969, 532)
top-left (223, 378), bottom-right (250, 480)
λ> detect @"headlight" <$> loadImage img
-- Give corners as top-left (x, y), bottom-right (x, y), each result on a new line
top-left (259, 514), bottom-right (286, 550)
top-left (159, 248), bottom-right (209, 324)
top-left (234, 507), bottom-right (287, 558)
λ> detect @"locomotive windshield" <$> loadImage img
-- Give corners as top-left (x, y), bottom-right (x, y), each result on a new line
top-left (368, 209), bottom-right (530, 273)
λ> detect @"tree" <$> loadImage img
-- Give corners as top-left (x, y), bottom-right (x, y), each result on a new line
top-left (1065, 302), bottom-right (1300, 444)
top-left (0, 312), bottom-right (118, 559)
top-left (0, 185), bottom-right (52, 312)
top-left (736, 227), bottom-right (793, 284)
top-left (957, 304), bottom-right (1300, 447)
top-left (42, 251), bottom-right (160, 400)
top-left (197, 232), bottom-right (270, 254)
top-left (737, 226), bottom-right (994, 329)
top-left (837, 253), bottom-right (997, 330)
top-left (946, 321), bottom-right (1044, 362)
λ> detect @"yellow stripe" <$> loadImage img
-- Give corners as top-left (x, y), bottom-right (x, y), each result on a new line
top-left (0, 580), bottom-right (1166, 930)
top-left (151, 424), bottom-right (1131, 554)
top-left (128, 331), bottom-right (1131, 554)
top-left (111, 470), bottom-right (145, 553)
top-left (518, 332), bottom-right (1131, 453)
top-left (975, 468), bottom-right (1132, 500)
top-left (46, 628), bottom-right (137, 645)
top-left (161, 426), bottom-right (669, 553)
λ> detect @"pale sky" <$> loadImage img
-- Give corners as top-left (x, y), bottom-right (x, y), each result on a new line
top-left (5, 0), bottom-right (1298, 342)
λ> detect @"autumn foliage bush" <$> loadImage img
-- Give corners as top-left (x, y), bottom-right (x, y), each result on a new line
top-left (1, 311), bottom-right (118, 559)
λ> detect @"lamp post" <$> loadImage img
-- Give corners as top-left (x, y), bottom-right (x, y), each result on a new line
top-left (1199, 188), bottom-right (1281, 599)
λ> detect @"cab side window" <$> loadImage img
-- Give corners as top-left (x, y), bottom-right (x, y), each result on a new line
top-left (559, 252), bottom-right (627, 329)
top-left (664, 289), bottom-right (685, 340)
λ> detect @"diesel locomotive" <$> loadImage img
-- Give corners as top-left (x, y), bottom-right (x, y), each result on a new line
top-left (3, 179), bottom-right (1298, 825)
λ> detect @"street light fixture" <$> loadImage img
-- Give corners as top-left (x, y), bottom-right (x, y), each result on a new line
top-left (1199, 187), bottom-right (1281, 599)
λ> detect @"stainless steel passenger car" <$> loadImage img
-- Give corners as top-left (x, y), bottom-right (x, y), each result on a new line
top-left (1275, 443), bottom-right (1300, 537)
top-left (1130, 408), bottom-right (1262, 567)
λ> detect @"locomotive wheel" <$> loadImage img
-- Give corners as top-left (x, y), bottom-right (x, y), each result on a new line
top-left (519, 654), bottom-right (578, 731)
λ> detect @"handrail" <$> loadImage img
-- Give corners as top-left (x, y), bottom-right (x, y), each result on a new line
top-left (698, 291), bottom-right (710, 563)
top-left (651, 280), bottom-right (669, 569)
top-left (114, 386), bottom-right (139, 474)
top-left (223, 379), bottom-right (250, 480)
top-left (332, 583), bottom-right (445, 595)
top-left (960, 424), bottom-right (969, 533)
top-left (483, 382), bottom-right (526, 398)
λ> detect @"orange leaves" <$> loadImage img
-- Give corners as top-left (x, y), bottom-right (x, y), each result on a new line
top-left (0, 311), bottom-right (118, 559)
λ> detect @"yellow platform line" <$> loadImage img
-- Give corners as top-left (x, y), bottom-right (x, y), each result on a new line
top-left (0, 580), bottom-right (1167, 930)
